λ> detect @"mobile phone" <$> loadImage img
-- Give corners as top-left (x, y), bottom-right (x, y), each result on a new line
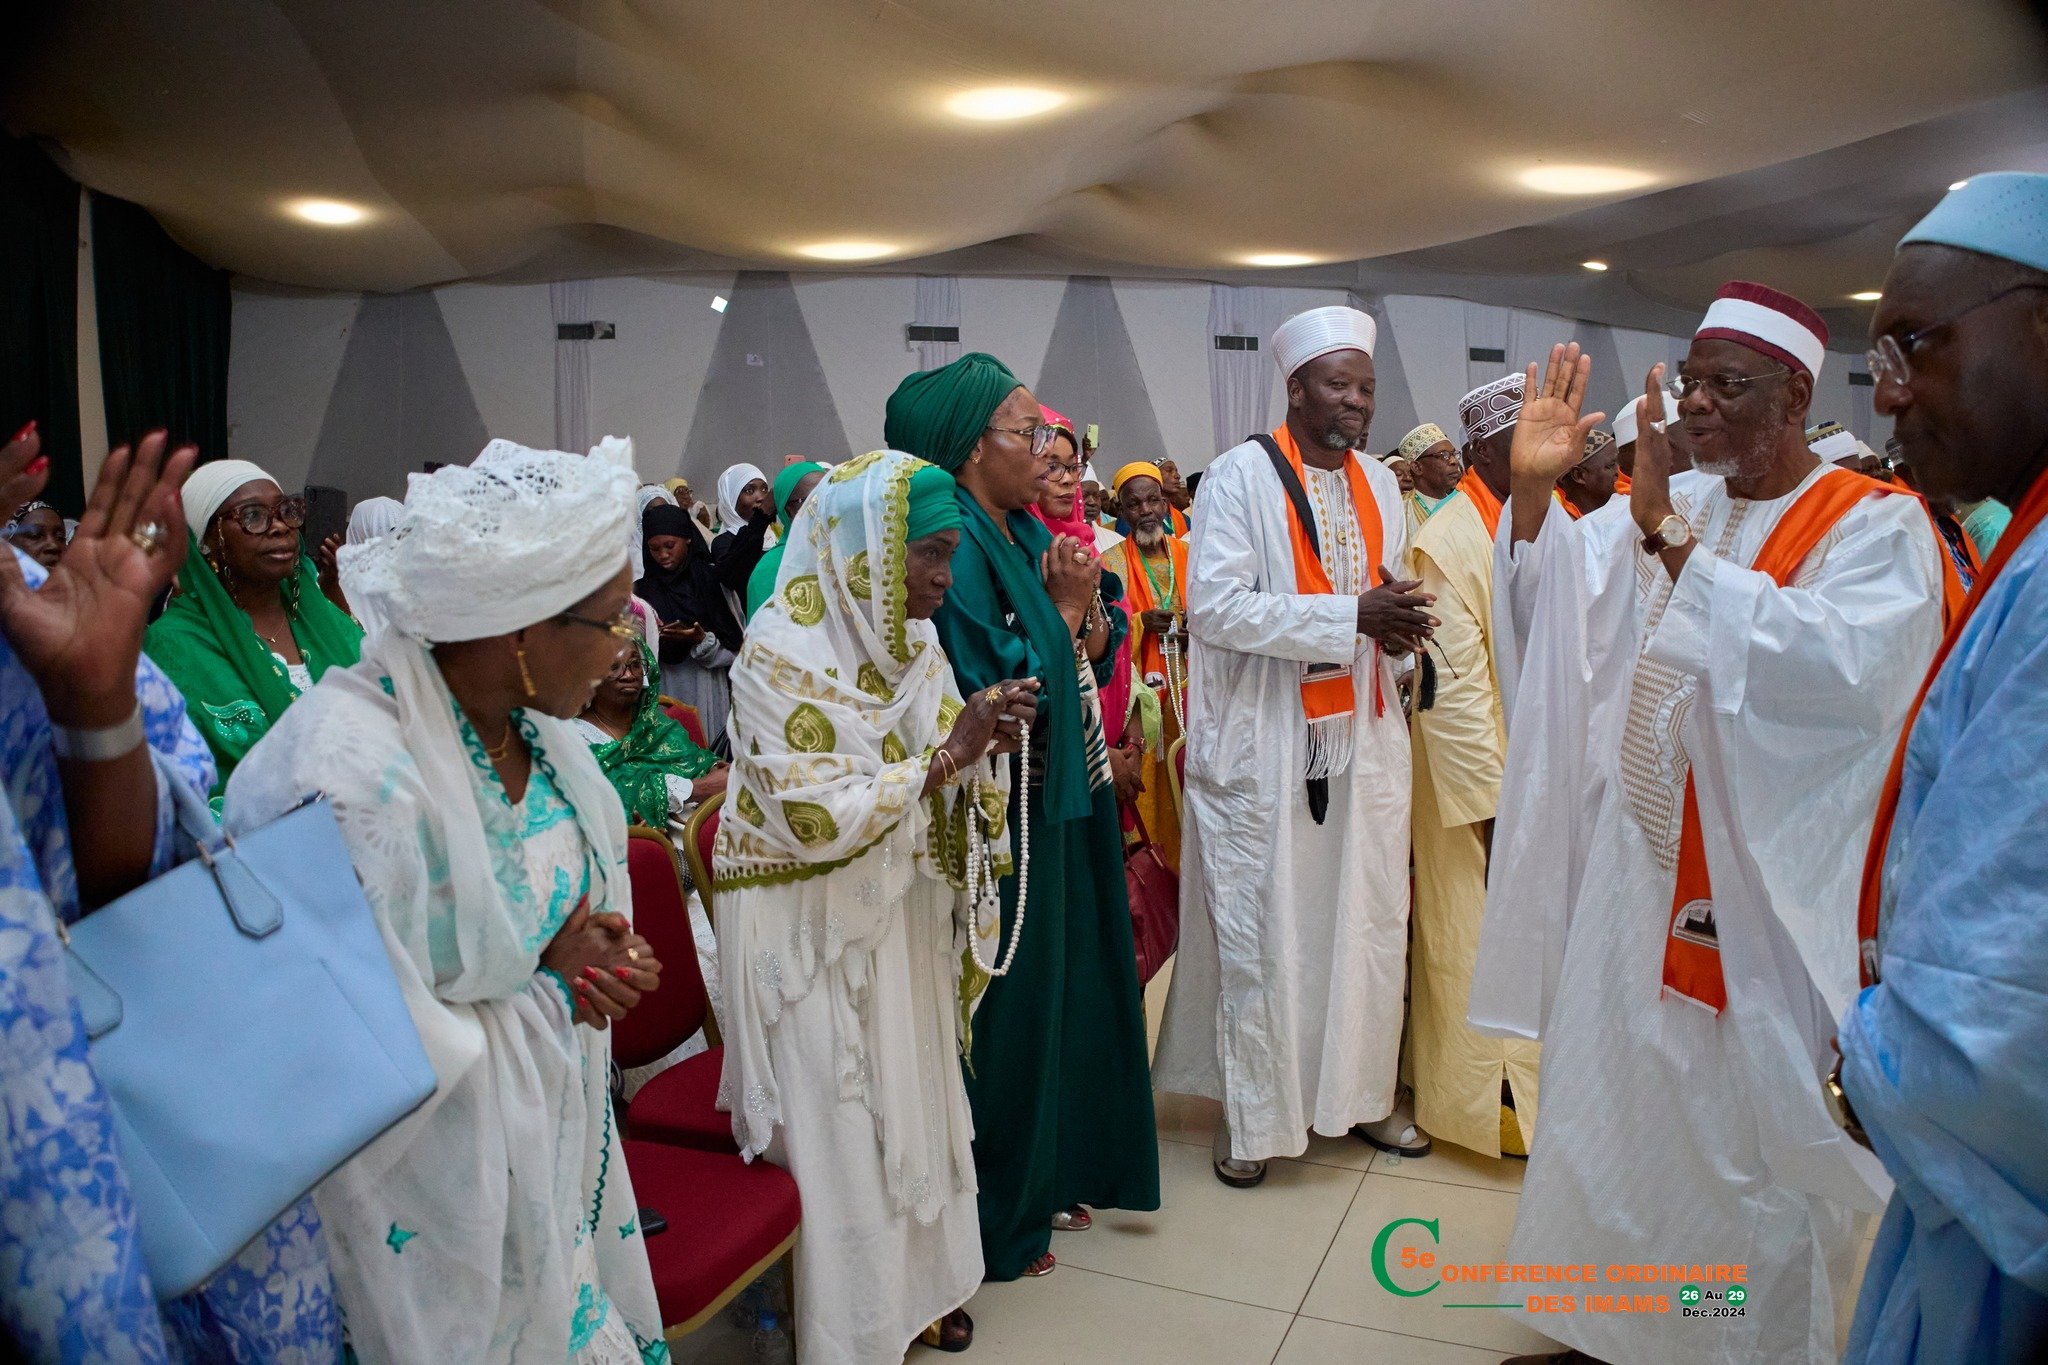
top-left (637, 1206), bottom-right (668, 1238)
top-left (304, 485), bottom-right (348, 549)
top-left (1084, 424), bottom-right (1100, 451)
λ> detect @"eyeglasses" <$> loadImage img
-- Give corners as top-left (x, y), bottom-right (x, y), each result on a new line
top-left (557, 605), bottom-right (639, 640)
top-left (1046, 459), bottom-right (1082, 476)
top-left (986, 422), bottom-right (1058, 456)
top-left (218, 495), bottom-right (308, 535)
top-left (1665, 369), bottom-right (1790, 404)
top-left (603, 648), bottom-right (645, 679)
top-left (1866, 283), bottom-right (2048, 389)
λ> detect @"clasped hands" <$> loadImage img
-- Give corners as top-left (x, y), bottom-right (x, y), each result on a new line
top-left (541, 900), bottom-right (662, 1030)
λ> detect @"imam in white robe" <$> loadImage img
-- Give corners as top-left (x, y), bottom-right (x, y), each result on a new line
top-left (1153, 439), bottom-right (1412, 1164)
top-left (1476, 466), bottom-right (1942, 1363)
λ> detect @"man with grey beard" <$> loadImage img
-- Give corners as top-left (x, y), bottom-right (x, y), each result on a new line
top-left (1478, 283), bottom-right (1945, 1364)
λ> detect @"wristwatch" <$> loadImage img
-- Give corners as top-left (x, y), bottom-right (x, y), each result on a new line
top-left (1823, 1057), bottom-right (1871, 1150)
top-left (1641, 513), bottom-right (1693, 555)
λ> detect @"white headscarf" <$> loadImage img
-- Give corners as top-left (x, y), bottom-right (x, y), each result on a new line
top-left (716, 462), bottom-right (769, 534)
top-left (181, 460), bottom-right (279, 536)
top-left (345, 496), bottom-right (404, 546)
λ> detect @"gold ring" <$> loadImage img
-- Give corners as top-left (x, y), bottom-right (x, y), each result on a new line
top-left (128, 521), bottom-right (164, 555)
top-left (984, 685), bottom-right (1003, 706)
top-left (627, 947), bottom-right (640, 962)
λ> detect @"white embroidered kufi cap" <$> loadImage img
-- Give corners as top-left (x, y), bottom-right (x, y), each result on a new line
top-left (341, 438), bottom-right (637, 643)
top-left (1271, 306), bottom-right (1377, 378)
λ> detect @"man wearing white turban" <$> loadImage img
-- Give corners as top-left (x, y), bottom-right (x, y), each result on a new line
top-left (1155, 305), bottom-right (1440, 1185)
top-left (224, 440), bottom-right (671, 1363)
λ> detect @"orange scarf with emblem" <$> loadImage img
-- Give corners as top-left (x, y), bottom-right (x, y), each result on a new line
top-left (1269, 425), bottom-right (1385, 732)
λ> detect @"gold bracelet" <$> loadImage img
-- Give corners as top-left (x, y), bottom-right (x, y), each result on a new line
top-left (934, 747), bottom-right (960, 786)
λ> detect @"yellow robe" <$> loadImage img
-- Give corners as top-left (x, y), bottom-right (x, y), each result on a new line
top-left (1101, 538), bottom-right (1184, 873)
top-left (1406, 492), bottom-right (1540, 1157)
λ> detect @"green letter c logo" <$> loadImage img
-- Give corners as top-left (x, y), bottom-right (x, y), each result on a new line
top-left (1370, 1217), bottom-right (1440, 1297)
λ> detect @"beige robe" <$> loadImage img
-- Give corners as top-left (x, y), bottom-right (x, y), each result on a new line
top-left (1405, 492), bottom-right (1539, 1157)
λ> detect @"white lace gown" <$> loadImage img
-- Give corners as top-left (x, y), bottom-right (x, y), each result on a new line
top-left (227, 664), bottom-right (667, 1364)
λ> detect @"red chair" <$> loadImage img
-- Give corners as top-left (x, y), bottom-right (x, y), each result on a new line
top-left (658, 695), bottom-right (707, 748)
top-left (625, 797), bottom-right (736, 1153)
top-left (625, 1139), bottom-right (799, 1341)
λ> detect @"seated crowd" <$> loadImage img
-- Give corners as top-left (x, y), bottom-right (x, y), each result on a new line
top-left (3, 171), bottom-right (2045, 1365)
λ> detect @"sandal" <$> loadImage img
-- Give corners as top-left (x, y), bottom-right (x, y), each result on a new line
top-left (1213, 1155), bottom-right (1267, 1188)
top-left (1051, 1205), bottom-right (1092, 1231)
top-left (917, 1308), bottom-right (974, 1353)
top-left (1023, 1252), bottom-right (1057, 1277)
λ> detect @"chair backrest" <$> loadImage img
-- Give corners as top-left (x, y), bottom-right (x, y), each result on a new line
top-left (658, 696), bottom-right (707, 748)
top-left (615, 826), bottom-right (713, 1067)
top-left (1167, 735), bottom-right (1187, 819)
top-left (682, 792), bottom-right (722, 923)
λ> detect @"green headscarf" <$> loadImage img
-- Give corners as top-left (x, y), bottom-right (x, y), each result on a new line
top-left (770, 461), bottom-right (829, 533)
top-left (587, 637), bottom-right (719, 826)
top-left (904, 462), bottom-right (962, 540)
top-left (144, 530), bottom-right (364, 799)
top-left (883, 352), bottom-right (1022, 473)
top-left (745, 462), bottom-right (830, 618)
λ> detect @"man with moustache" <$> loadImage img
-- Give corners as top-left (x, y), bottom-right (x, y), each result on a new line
top-left (1153, 305), bottom-right (1438, 1187)
top-left (1478, 285), bottom-right (1944, 1363)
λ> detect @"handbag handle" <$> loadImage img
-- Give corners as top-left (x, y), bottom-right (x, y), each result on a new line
top-left (165, 767), bottom-right (285, 939)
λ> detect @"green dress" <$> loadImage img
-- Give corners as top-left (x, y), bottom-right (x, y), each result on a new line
top-left (932, 492), bottom-right (1159, 1280)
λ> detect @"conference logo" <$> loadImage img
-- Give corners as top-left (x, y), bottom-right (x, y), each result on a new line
top-left (1369, 1217), bottom-right (1748, 1321)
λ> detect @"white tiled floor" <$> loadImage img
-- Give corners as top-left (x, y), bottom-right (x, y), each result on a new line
top-left (673, 960), bottom-right (1879, 1364)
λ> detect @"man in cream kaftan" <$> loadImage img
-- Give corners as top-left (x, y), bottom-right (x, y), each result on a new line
top-left (1404, 480), bottom-right (1538, 1159)
top-left (1155, 306), bottom-right (1424, 1172)
top-left (1478, 308), bottom-right (1943, 1363)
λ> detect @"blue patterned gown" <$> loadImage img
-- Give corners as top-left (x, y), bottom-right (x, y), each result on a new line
top-left (1842, 518), bottom-right (2048, 1363)
top-left (0, 549), bottom-right (342, 1363)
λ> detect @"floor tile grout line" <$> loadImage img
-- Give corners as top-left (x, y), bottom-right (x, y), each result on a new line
top-left (1295, 1308), bottom-right (1545, 1356)
top-left (1288, 1163), bottom-right (1370, 1322)
top-left (1049, 1260), bottom-right (1307, 1319)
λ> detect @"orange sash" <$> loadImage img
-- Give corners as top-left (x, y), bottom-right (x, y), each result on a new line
top-left (1664, 466), bottom-right (1897, 1012)
top-left (1457, 467), bottom-right (1503, 539)
top-left (1270, 425), bottom-right (1384, 721)
top-left (1615, 471), bottom-right (1633, 497)
top-left (1120, 535), bottom-right (1189, 685)
top-left (1857, 465), bottom-right (2048, 986)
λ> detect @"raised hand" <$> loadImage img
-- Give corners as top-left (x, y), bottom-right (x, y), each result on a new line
top-left (1040, 533), bottom-right (1099, 611)
top-left (1510, 343), bottom-right (1606, 487)
top-left (1629, 364), bottom-right (1678, 536)
top-left (0, 430), bottom-right (197, 726)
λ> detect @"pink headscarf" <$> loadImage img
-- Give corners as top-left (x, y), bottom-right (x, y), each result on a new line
top-left (1030, 405), bottom-right (1097, 553)
top-left (1032, 405), bottom-right (1137, 750)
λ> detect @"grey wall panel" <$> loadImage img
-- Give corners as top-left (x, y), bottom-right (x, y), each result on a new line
top-left (1033, 275), bottom-right (1169, 467)
top-left (680, 271), bottom-right (850, 486)
top-left (307, 291), bottom-right (488, 502)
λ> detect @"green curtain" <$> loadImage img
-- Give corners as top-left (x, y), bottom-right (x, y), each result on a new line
top-left (91, 192), bottom-right (230, 462)
top-left (0, 137), bottom-right (83, 514)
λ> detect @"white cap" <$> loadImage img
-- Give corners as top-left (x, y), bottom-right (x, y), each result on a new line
top-left (1271, 306), bottom-right (1377, 378)
top-left (1612, 389), bottom-right (1681, 446)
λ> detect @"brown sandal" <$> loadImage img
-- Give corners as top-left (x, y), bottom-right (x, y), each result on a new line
top-left (917, 1308), bottom-right (974, 1352)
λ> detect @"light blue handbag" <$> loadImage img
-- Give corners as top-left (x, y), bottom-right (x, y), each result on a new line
top-left (62, 774), bottom-right (437, 1299)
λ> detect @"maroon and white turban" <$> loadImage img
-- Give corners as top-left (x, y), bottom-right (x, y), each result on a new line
top-left (1695, 281), bottom-right (1829, 380)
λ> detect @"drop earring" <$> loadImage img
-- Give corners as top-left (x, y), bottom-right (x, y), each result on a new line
top-left (515, 643), bottom-right (537, 700)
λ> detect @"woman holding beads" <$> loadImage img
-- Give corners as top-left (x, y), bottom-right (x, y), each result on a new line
top-left (714, 450), bottom-right (1036, 1360)
top-left (884, 354), bottom-right (1160, 1282)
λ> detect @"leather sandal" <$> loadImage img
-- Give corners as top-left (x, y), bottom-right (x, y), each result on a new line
top-left (917, 1308), bottom-right (974, 1353)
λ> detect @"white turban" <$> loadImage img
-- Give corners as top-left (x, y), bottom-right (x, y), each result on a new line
top-left (344, 496), bottom-right (404, 546)
top-left (340, 438), bottom-right (636, 645)
top-left (1271, 306), bottom-right (1377, 379)
top-left (1613, 389), bottom-right (1681, 446)
top-left (1805, 421), bottom-right (1863, 464)
top-left (181, 460), bottom-right (279, 536)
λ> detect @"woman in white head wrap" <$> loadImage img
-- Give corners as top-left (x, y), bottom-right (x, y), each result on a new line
top-left (708, 461), bottom-right (778, 636)
top-left (223, 440), bottom-right (670, 1364)
top-left (716, 449), bottom-right (1034, 1359)
top-left (345, 494), bottom-right (405, 546)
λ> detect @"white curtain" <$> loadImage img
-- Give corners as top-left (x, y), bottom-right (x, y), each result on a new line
top-left (1209, 284), bottom-right (1279, 457)
top-left (550, 280), bottom-right (592, 455)
top-left (914, 276), bottom-right (961, 371)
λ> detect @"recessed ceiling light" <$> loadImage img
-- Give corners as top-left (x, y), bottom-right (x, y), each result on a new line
top-left (797, 241), bottom-right (896, 261)
top-left (710, 295), bottom-right (729, 313)
top-left (1517, 165), bottom-right (1656, 195)
top-left (1244, 252), bottom-right (1316, 268)
top-left (1949, 179), bottom-right (1970, 191)
top-left (945, 86), bottom-right (1067, 122)
top-left (1849, 290), bottom-right (1883, 302)
top-left (287, 198), bottom-right (368, 226)
top-left (1581, 259), bottom-right (1610, 272)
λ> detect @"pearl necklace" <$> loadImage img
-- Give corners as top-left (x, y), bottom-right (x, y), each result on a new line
top-left (963, 727), bottom-right (1029, 978)
top-left (1162, 626), bottom-right (1189, 733)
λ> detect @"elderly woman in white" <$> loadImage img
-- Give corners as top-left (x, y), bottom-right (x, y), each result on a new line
top-left (716, 450), bottom-right (1036, 1361)
top-left (227, 441), bottom-right (671, 1363)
